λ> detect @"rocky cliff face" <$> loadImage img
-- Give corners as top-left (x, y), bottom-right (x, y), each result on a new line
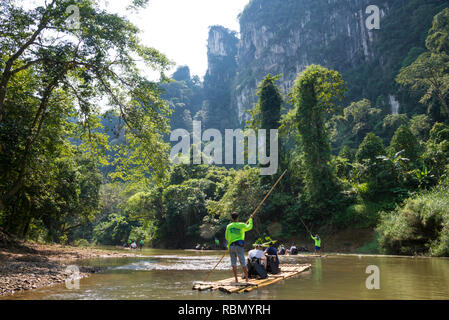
top-left (233, 0), bottom-right (392, 121)
top-left (196, 0), bottom-right (446, 127)
top-left (204, 26), bottom-right (239, 90)
top-left (199, 26), bottom-right (239, 130)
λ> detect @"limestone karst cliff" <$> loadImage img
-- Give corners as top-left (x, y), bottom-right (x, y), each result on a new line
top-left (165, 0), bottom-right (448, 130)
top-left (199, 26), bottom-right (239, 131)
top-left (233, 0), bottom-right (447, 122)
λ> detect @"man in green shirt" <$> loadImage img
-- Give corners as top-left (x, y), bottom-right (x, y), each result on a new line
top-left (225, 212), bottom-right (253, 283)
top-left (214, 238), bottom-right (220, 249)
top-left (139, 239), bottom-right (144, 251)
top-left (311, 234), bottom-right (321, 255)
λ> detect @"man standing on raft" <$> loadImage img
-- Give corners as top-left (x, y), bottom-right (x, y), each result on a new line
top-left (311, 234), bottom-right (321, 255)
top-left (225, 212), bottom-right (253, 283)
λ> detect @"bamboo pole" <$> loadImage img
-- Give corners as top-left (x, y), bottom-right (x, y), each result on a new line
top-left (298, 216), bottom-right (312, 236)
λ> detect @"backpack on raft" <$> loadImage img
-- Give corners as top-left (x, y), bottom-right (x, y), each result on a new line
top-left (246, 258), bottom-right (268, 279)
top-left (266, 255), bottom-right (280, 274)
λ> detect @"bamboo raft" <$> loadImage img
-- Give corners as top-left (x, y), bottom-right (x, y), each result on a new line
top-left (192, 264), bottom-right (311, 294)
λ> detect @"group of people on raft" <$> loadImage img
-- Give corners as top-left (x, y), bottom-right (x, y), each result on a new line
top-left (224, 211), bottom-right (321, 283)
top-left (124, 239), bottom-right (144, 250)
top-left (277, 235), bottom-right (321, 256)
top-left (195, 238), bottom-right (222, 251)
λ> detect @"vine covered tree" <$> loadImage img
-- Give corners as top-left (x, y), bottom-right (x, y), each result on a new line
top-left (293, 65), bottom-right (346, 217)
top-left (248, 74), bottom-right (284, 175)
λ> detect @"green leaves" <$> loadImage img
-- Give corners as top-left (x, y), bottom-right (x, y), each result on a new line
top-left (377, 179), bottom-right (449, 256)
top-left (397, 8), bottom-right (449, 117)
top-left (390, 125), bottom-right (420, 163)
top-left (329, 99), bottom-right (382, 150)
top-left (426, 8), bottom-right (449, 54)
top-left (248, 74), bottom-right (283, 130)
top-left (397, 52), bottom-right (449, 115)
top-left (292, 65), bottom-right (344, 215)
top-left (293, 65), bottom-right (346, 114)
top-left (0, 0), bottom-right (172, 240)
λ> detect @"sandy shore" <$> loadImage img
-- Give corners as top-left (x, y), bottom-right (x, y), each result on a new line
top-left (0, 242), bottom-right (134, 297)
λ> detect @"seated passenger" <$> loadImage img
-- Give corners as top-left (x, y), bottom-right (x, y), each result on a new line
top-left (287, 244), bottom-right (298, 255)
top-left (278, 245), bottom-right (286, 255)
top-left (264, 241), bottom-right (280, 274)
top-left (248, 244), bottom-right (267, 269)
top-left (264, 241), bottom-right (279, 264)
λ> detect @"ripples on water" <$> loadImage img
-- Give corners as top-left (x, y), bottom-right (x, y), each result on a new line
top-left (112, 255), bottom-right (233, 271)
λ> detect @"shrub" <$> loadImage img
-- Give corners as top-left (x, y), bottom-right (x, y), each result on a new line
top-left (356, 133), bottom-right (385, 163)
top-left (357, 234), bottom-right (380, 254)
top-left (59, 235), bottom-right (68, 245)
top-left (377, 181), bottom-right (449, 256)
top-left (333, 201), bottom-right (381, 229)
top-left (390, 125), bottom-right (420, 163)
top-left (74, 239), bottom-right (90, 247)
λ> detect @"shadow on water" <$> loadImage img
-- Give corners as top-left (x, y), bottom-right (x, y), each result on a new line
top-left (3, 249), bottom-right (449, 300)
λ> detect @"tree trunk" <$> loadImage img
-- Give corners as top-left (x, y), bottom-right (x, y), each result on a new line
top-left (0, 82), bottom-right (54, 206)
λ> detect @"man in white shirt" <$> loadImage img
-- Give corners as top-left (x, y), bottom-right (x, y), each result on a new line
top-left (248, 244), bottom-right (267, 269)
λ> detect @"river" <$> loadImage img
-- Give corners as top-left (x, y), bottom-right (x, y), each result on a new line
top-left (3, 249), bottom-right (449, 300)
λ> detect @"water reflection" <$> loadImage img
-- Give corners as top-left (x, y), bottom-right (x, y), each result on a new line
top-left (313, 259), bottom-right (322, 282)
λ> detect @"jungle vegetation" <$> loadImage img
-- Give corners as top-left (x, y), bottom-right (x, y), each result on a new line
top-left (1, 1), bottom-right (449, 256)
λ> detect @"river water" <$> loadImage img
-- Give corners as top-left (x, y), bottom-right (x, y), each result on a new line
top-left (3, 249), bottom-right (449, 300)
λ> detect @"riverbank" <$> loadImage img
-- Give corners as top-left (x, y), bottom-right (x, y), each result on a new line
top-left (0, 231), bottom-right (136, 297)
top-left (272, 228), bottom-right (379, 254)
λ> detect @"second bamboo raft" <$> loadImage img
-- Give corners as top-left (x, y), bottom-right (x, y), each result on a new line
top-left (192, 264), bottom-right (311, 294)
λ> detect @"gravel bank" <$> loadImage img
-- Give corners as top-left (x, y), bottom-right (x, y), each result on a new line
top-left (0, 234), bottom-right (135, 297)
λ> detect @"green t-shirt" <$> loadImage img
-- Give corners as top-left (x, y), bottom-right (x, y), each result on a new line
top-left (311, 235), bottom-right (321, 247)
top-left (225, 218), bottom-right (253, 248)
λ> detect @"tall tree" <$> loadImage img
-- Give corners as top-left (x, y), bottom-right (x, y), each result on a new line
top-left (255, 74), bottom-right (283, 131)
top-left (249, 74), bottom-right (283, 173)
top-left (390, 125), bottom-right (420, 163)
top-left (397, 8), bottom-right (449, 117)
top-left (356, 133), bottom-right (385, 163)
top-left (330, 99), bottom-right (382, 150)
top-left (0, 0), bottom-right (172, 211)
top-left (293, 65), bottom-right (345, 216)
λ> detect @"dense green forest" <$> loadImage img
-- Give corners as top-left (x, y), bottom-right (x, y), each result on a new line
top-left (1, 0), bottom-right (449, 256)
